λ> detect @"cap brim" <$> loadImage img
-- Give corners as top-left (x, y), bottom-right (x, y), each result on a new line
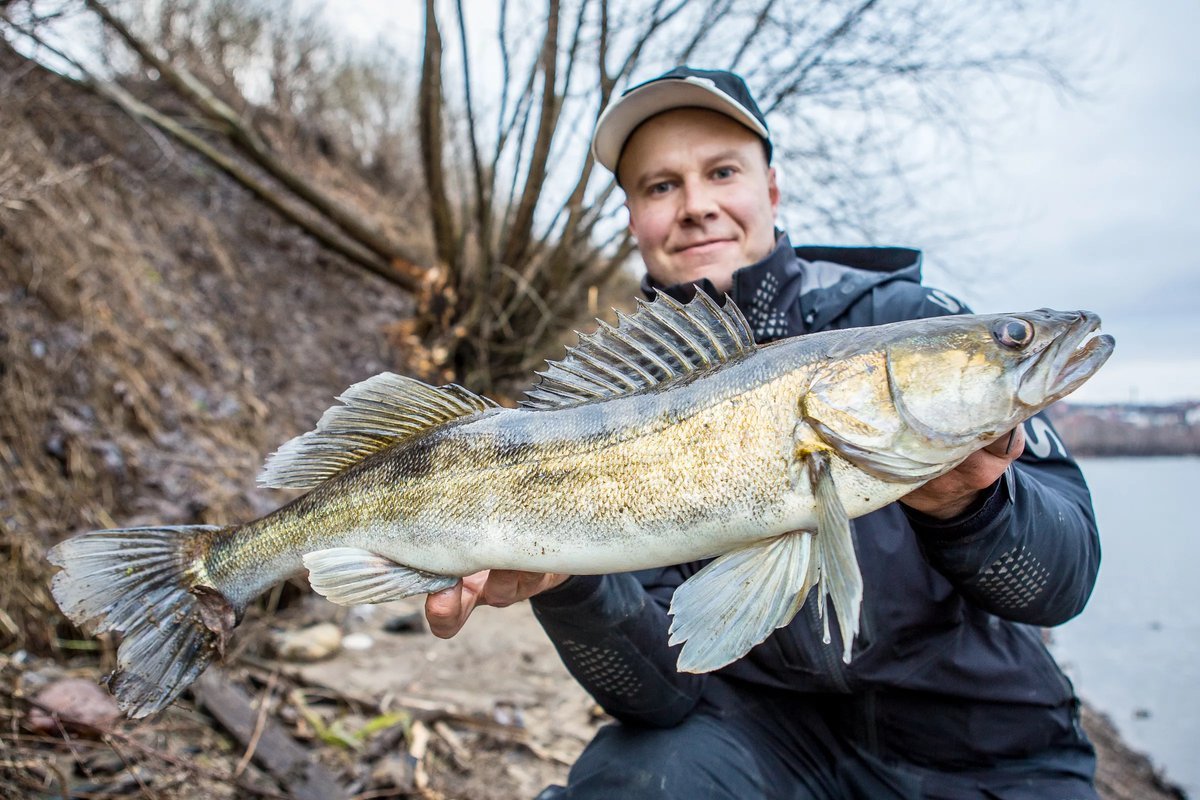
top-left (591, 78), bottom-right (770, 174)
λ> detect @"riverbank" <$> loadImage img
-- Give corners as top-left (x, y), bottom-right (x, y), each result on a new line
top-left (1, 599), bottom-right (1189, 798)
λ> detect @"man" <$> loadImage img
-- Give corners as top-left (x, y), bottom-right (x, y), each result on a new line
top-left (426, 67), bottom-right (1100, 799)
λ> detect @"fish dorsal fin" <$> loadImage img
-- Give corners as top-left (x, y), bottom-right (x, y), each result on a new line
top-left (522, 290), bottom-right (756, 410)
top-left (258, 372), bottom-right (497, 489)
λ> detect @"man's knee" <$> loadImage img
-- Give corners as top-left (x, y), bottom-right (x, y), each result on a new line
top-left (549, 715), bottom-right (767, 799)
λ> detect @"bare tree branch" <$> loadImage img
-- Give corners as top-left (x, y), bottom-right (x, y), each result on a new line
top-left (419, 0), bottom-right (456, 270)
top-left (499, 0), bottom-right (561, 271)
top-left (85, 0), bottom-right (426, 276)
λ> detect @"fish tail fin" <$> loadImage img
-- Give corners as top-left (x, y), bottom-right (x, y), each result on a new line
top-left (48, 525), bottom-right (239, 718)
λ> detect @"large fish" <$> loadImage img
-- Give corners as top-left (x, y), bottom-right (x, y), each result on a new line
top-left (48, 294), bottom-right (1113, 717)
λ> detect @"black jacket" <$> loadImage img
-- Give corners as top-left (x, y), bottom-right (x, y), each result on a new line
top-left (530, 235), bottom-right (1099, 769)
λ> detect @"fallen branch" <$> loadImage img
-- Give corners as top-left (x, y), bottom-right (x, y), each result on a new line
top-left (13, 695), bottom-right (288, 799)
top-left (194, 668), bottom-right (347, 800)
top-left (0, 18), bottom-right (419, 292)
top-left (83, 0), bottom-right (428, 287)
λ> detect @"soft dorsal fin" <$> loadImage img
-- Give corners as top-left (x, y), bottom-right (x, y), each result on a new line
top-left (522, 290), bottom-right (756, 410)
top-left (258, 372), bottom-right (497, 489)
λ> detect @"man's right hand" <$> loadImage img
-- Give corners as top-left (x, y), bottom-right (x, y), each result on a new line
top-left (424, 570), bottom-right (570, 638)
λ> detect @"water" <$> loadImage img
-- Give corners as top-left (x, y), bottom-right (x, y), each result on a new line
top-left (1052, 456), bottom-right (1200, 796)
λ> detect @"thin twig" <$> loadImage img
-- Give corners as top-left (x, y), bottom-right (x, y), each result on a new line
top-left (233, 670), bottom-right (279, 779)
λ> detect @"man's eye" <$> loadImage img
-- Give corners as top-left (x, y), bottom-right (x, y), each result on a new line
top-left (648, 182), bottom-right (672, 195)
top-left (713, 166), bottom-right (736, 179)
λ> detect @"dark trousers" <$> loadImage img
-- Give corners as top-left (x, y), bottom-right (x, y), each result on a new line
top-left (538, 682), bottom-right (1099, 800)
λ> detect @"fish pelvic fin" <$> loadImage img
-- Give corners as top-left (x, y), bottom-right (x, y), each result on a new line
top-left (48, 525), bottom-right (239, 719)
top-left (667, 451), bottom-right (866, 673)
top-left (669, 531), bottom-right (818, 673)
top-left (807, 451), bottom-right (864, 662)
top-left (522, 290), bottom-right (755, 410)
top-left (259, 373), bottom-right (498, 489)
top-left (303, 548), bottom-right (458, 605)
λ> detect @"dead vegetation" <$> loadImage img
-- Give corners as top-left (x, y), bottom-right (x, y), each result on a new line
top-left (0, 36), bottom-right (591, 799)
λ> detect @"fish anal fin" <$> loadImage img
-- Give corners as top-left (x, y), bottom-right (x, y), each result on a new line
top-left (521, 290), bottom-right (755, 410)
top-left (303, 548), bottom-right (458, 606)
top-left (668, 531), bottom-right (817, 673)
top-left (259, 373), bottom-right (498, 489)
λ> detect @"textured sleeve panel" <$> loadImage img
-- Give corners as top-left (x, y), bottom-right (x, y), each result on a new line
top-left (529, 569), bottom-right (706, 727)
top-left (905, 411), bottom-right (1101, 626)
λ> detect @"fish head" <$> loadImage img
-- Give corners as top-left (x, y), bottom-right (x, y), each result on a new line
top-left (881, 309), bottom-right (1115, 452)
top-left (801, 309), bottom-right (1113, 481)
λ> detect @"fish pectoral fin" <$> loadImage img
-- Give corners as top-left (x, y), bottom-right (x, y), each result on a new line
top-left (303, 548), bottom-right (458, 605)
top-left (669, 531), bottom-right (817, 673)
top-left (807, 451), bottom-right (864, 663)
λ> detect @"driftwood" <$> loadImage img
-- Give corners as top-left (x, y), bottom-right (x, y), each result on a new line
top-left (194, 668), bottom-right (348, 800)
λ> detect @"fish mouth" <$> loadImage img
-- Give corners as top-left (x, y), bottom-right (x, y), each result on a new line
top-left (1020, 311), bottom-right (1115, 406)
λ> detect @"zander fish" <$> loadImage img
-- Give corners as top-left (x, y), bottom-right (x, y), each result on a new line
top-left (48, 293), bottom-right (1113, 717)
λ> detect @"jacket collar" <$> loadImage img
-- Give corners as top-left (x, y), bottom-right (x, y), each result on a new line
top-left (640, 232), bottom-right (924, 340)
top-left (640, 232), bottom-right (804, 340)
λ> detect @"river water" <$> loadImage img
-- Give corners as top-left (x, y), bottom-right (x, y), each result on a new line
top-left (1052, 456), bottom-right (1199, 796)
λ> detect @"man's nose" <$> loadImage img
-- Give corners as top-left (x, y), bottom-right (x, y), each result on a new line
top-left (679, 179), bottom-right (718, 222)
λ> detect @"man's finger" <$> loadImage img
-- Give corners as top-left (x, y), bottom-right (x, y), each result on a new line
top-left (425, 580), bottom-right (469, 639)
top-left (481, 570), bottom-right (523, 608)
top-left (984, 426), bottom-right (1025, 459)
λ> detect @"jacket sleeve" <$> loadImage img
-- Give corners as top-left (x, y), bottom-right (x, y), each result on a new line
top-left (528, 566), bottom-right (707, 727)
top-left (902, 412), bottom-right (1101, 625)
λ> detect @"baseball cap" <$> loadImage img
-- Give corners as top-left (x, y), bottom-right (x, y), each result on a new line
top-left (591, 66), bottom-right (772, 175)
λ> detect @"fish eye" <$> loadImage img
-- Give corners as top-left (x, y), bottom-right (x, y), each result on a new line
top-left (993, 318), bottom-right (1034, 349)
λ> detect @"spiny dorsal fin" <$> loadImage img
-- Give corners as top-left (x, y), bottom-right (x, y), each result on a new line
top-left (522, 290), bottom-right (755, 410)
top-left (258, 372), bottom-right (497, 489)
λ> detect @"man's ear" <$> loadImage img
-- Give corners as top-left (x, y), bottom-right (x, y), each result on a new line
top-left (625, 199), bottom-right (637, 238)
top-left (767, 167), bottom-right (781, 215)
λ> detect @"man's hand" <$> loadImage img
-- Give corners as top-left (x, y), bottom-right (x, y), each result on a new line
top-left (424, 570), bottom-right (570, 639)
top-left (899, 426), bottom-right (1025, 520)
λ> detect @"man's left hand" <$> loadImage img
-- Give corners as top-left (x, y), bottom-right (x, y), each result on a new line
top-left (899, 426), bottom-right (1025, 520)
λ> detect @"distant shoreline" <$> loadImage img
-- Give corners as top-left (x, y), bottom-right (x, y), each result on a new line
top-left (1048, 402), bottom-right (1200, 458)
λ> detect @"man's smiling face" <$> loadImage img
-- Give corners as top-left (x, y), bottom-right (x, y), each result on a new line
top-left (618, 107), bottom-right (780, 293)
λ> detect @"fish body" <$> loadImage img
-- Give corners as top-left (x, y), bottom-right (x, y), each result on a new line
top-left (49, 294), bottom-right (1114, 717)
top-left (216, 346), bottom-right (846, 595)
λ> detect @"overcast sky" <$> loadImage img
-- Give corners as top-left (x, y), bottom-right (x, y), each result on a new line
top-left (338, 0), bottom-right (1197, 405)
top-left (916, 0), bottom-right (1200, 405)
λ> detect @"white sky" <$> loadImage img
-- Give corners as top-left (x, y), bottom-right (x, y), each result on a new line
top-left (333, 0), bottom-right (1198, 405)
top-left (918, 0), bottom-right (1200, 404)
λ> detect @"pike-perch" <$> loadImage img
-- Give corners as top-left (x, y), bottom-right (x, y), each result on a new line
top-left (48, 294), bottom-right (1114, 717)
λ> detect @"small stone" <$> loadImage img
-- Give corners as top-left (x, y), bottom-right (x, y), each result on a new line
top-left (342, 632), bottom-right (374, 651)
top-left (269, 622), bottom-right (342, 662)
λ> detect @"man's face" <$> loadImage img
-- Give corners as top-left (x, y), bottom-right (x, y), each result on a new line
top-left (618, 108), bottom-right (780, 293)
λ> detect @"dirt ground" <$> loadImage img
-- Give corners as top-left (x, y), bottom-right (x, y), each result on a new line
top-left (0, 37), bottom-right (1188, 800)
